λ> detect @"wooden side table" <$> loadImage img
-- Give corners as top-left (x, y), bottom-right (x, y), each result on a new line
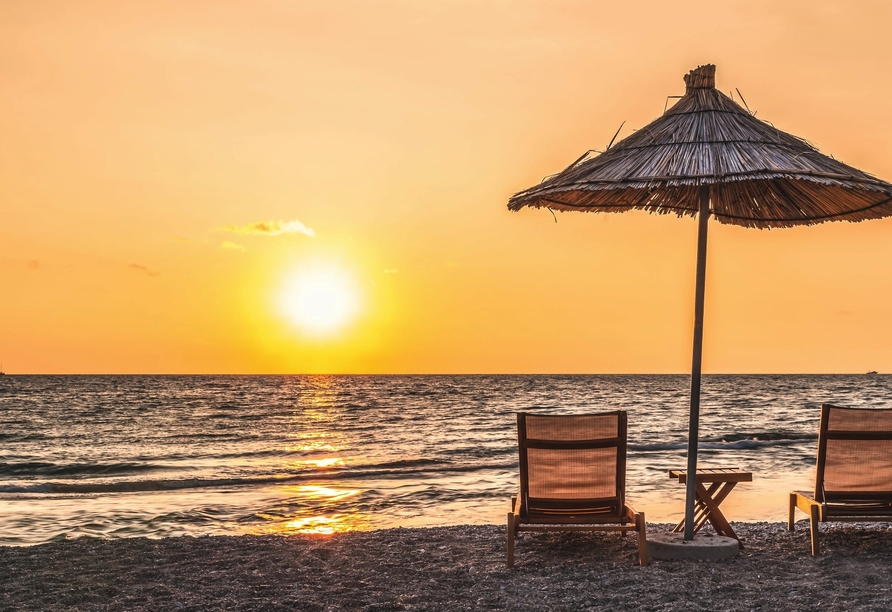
top-left (669, 468), bottom-right (752, 546)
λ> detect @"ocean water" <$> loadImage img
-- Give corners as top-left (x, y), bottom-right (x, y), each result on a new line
top-left (1, 374), bottom-right (890, 545)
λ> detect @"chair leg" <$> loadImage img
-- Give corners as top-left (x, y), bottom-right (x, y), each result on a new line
top-left (506, 511), bottom-right (515, 568)
top-left (788, 492), bottom-right (797, 531)
top-left (637, 511), bottom-right (648, 566)
top-left (809, 504), bottom-right (820, 556)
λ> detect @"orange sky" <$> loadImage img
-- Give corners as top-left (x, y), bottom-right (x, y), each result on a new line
top-left (2, 0), bottom-right (892, 374)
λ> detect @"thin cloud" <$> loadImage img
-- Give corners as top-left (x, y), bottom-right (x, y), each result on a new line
top-left (129, 263), bottom-right (160, 277)
top-left (27, 260), bottom-right (41, 270)
top-left (221, 241), bottom-right (246, 251)
top-left (384, 269), bottom-right (398, 274)
top-left (218, 219), bottom-right (315, 238)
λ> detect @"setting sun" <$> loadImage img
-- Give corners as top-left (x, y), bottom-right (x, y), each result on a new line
top-left (278, 266), bottom-right (361, 336)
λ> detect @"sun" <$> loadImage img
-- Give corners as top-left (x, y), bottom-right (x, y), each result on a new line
top-left (278, 265), bottom-right (361, 336)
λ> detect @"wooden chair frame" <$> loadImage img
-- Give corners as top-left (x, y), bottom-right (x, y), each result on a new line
top-left (789, 403), bottom-right (892, 555)
top-left (507, 411), bottom-right (647, 567)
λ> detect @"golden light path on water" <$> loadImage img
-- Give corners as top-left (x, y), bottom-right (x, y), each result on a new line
top-left (258, 485), bottom-right (368, 535)
top-left (251, 379), bottom-right (369, 535)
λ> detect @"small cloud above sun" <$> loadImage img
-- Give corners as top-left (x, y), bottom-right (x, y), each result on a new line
top-left (128, 263), bottom-right (160, 277)
top-left (218, 219), bottom-right (315, 238)
top-left (277, 264), bottom-right (361, 337)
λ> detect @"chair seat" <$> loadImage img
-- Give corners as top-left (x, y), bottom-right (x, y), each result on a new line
top-left (794, 490), bottom-right (892, 515)
top-left (524, 511), bottom-right (628, 525)
top-left (523, 500), bottom-right (626, 525)
top-left (825, 506), bottom-right (892, 518)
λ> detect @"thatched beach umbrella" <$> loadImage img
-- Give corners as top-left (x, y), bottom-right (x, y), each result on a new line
top-left (508, 64), bottom-right (892, 540)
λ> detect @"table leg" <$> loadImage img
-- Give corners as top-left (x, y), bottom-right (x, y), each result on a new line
top-left (674, 482), bottom-right (721, 534)
top-left (694, 481), bottom-right (742, 546)
top-left (672, 483), bottom-right (743, 545)
top-left (692, 482), bottom-right (722, 532)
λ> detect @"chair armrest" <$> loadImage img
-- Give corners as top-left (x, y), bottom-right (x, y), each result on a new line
top-left (792, 491), bottom-right (824, 520)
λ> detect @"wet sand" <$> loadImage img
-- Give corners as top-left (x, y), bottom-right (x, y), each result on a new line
top-left (2, 522), bottom-right (892, 611)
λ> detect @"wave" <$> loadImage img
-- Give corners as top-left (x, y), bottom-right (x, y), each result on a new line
top-left (701, 432), bottom-right (817, 443)
top-left (365, 458), bottom-right (443, 470)
top-left (0, 461), bottom-right (171, 478)
top-left (0, 476), bottom-right (282, 495)
top-left (159, 447), bottom-right (350, 462)
top-left (0, 460), bottom-right (519, 495)
top-left (631, 432), bottom-right (816, 452)
top-left (0, 447), bottom-right (380, 477)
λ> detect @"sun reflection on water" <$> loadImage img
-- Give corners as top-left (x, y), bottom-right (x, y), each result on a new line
top-left (278, 513), bottom-right (370, 535)
top-left (253, 378), bottom-right (374, 535)
top-left (294, 457), bottom-right (343, 468)
top-left (284, 441), bottom-right (339, 453)
top-left (256, 484), bottom-right (369, 535)
top-left (287, 484), bottom-right (357, 501)
top-left (282, 516), bottom-right (340, 534)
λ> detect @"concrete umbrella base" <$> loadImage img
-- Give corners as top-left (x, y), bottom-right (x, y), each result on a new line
top-left (646, 532), bottom-right (739, 561)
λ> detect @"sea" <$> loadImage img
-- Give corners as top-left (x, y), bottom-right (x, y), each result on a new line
top-left (1, 374), bottom-right (890, 546)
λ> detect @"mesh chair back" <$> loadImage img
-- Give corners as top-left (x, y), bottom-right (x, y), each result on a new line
top-left (517, 411), bottom-right (626, 523)
top-left (816, 404), bottom-right (892, 503)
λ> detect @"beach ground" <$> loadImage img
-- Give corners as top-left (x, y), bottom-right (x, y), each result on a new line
top-left (2, 522), bottom-right (892, 611)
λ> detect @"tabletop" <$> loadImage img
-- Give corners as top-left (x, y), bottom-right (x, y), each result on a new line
top-left (669, 468), bottom-right (753, 485)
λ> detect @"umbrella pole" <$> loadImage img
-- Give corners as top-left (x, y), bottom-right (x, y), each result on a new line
top-left (684, 184), bottom-right (711, 540)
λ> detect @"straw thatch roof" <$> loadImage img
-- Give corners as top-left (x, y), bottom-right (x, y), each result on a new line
top-left (508, 65), bottom-right (892, 228)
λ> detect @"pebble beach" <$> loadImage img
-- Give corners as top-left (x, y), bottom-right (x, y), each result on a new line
top-left (3, 521), bottom-right (892, 611)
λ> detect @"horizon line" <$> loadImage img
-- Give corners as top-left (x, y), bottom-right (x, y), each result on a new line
top-left (0, 372), bottom-right (884, 376)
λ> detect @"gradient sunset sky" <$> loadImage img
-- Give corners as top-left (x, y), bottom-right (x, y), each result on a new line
top-left (3, 1), bottom-right (892, 374)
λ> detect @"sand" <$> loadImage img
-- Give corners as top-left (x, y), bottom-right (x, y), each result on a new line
top-left (2, 522), bottom-right (892, 611)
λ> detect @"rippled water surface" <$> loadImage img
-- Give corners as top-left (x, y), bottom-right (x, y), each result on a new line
top-left (1, 374), bottom-right (890, 545)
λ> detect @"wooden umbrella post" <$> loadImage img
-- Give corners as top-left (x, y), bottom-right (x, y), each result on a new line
top-left (684, 184), bottom-right (711, 540)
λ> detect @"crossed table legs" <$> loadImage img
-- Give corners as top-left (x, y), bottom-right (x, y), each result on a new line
top-left (669, 468), bottom-right (752, 547)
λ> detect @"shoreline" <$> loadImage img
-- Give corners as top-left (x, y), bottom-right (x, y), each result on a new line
top-left (3, 522), bottom-right (892, 611)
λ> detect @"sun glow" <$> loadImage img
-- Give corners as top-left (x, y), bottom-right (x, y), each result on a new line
top-left (278, 265), bottom-right (361, 336)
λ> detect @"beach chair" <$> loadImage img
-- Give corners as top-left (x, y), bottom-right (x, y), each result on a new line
top-left (507, 411), bottom-right (647, 567)
top-left (789, 404), bottom-right (892, 555)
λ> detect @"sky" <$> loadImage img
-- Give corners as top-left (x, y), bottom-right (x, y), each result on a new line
top-left (2, 0), bottom-right (892, 374)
